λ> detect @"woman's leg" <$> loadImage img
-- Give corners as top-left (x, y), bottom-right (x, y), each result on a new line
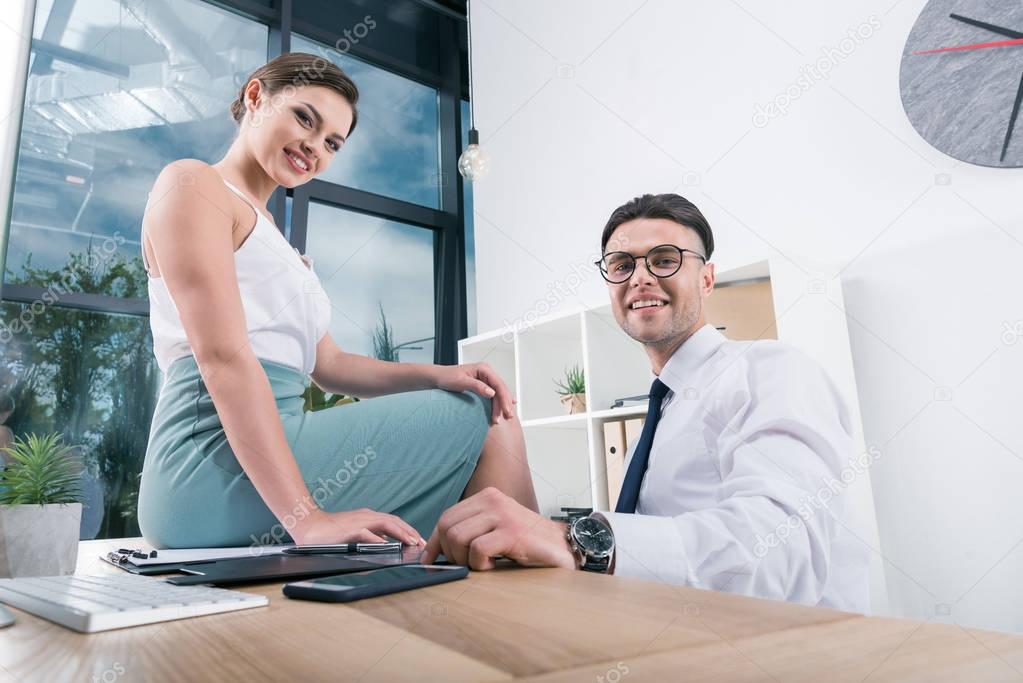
top-left (141, 354), bottom-right (535, 547)
top-left (460, 414), bottom-right (539, 512)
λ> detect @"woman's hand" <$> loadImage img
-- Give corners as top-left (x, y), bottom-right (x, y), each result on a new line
top-left (433, 362), bottom-right (516, 424)
top-left (291, 508), bottom-right (426, 546)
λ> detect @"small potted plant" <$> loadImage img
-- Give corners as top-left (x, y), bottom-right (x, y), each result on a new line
top-left (554, 364), bottom-right (587, 415)
top-left (0, 433), bottom-right (83, 578)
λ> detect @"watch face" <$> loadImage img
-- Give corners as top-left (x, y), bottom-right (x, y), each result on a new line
top-left (900, 0), bottom-right (1023, 167)
top-left (573, 517), bottom-right (614, 556)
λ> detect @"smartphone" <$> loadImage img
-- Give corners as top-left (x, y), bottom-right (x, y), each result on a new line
top-left (282, 564), bottom-right (468, 603)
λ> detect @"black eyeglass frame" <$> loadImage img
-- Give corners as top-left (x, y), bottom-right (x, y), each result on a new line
top-left (594, 244), bottom-right (707, 284)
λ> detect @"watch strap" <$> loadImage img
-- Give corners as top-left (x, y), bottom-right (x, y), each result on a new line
top-left (581, 553), bottom-right (610, 573)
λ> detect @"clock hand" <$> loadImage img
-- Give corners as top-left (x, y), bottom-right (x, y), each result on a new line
top-left (913, 36), bottom-right (1023, 55)
top-left (1000, 71), bottom-right (1023, 162)
top-left (949, 13), bottom-right (1023, 40)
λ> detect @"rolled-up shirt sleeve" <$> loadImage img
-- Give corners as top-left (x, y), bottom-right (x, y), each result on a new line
top-left (597, 347), bottom-right (854, 606)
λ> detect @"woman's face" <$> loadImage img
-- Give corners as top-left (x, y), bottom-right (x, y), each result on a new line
top-left (240, 80), bottom-right (355, 188)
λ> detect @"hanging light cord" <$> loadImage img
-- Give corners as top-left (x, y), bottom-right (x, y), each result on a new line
top-left (466, 0), bottom-right (475, 132)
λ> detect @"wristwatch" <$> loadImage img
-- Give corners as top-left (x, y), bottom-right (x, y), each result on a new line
top-left (567, 514), bottom-right (615, 573)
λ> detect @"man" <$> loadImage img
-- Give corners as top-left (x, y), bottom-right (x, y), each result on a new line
top-left (423, 193), bottom-right (871, 613)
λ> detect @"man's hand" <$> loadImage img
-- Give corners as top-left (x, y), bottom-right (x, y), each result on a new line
top-left (421, 488), bottom-right (578, 570)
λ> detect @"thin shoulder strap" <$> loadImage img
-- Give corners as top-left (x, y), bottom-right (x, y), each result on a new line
top-left (140, 234), bottom-right (153, 275)
top-left (220, 177), bottom-right (276, 230)
top-left (220, 178), bottom-right (259, 211)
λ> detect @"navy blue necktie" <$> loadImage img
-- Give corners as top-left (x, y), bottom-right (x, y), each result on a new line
top-left (615, 378), bottom-right (670, 514)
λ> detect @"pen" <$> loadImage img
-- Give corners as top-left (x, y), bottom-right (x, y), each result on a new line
top-left (283, 542), bottom-right (402, 555)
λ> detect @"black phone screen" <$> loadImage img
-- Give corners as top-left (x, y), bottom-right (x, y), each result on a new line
top-left (311, 565), bottom-right (458, 589)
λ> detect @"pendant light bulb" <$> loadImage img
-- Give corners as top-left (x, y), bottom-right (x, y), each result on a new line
top-left (459, 0), bottom-right (488, 182)
top-left (458, 129), bottom-right (490, 181)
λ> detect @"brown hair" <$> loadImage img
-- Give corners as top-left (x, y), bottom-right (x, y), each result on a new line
top-left (601, 193), bottom-right (714, 259)
top-left (230, 52), bottom-right (360, 135)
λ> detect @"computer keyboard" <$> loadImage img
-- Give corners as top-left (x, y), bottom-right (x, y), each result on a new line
top-left (0, 573), bottom-right (268, 633)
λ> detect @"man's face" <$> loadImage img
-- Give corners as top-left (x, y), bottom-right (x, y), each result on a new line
top-left (603, 217), bottom-right (714, 347)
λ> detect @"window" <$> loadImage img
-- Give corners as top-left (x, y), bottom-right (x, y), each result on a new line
top-left (0, 0), bottom-right (470, 539)
top-left (291, 0), bottom-right (447, 76)
top-left (3, 0), bottom-right (268, 294)
top-left (291, 34), bottom-right (441, 208)
top-left (0, 302), bottom-right (158, 539)
top-left (304, 202), bottom-right (436, 364)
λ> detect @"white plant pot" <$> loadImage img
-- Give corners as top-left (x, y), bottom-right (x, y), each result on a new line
top-left (0, 503), bottom-right (81, 578)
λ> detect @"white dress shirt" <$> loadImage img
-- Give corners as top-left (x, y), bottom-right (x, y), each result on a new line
top-left (598, 324), bottom-right (871, 614)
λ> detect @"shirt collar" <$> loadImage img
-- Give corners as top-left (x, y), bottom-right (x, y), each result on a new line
top-left (655, 323), bottom-right (727, 395)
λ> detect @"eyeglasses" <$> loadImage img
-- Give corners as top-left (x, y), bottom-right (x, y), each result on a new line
top-left (594, 244), bottom-right (706, 284)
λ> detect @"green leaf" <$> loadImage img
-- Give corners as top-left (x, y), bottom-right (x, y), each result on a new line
top-left (553, 364), bottom-right (586, 395)
top-left (0, 433), bottom-right (83, 505)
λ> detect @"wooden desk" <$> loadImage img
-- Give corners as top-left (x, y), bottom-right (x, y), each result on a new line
top-left (2, 539), bottom-right (1023, 682)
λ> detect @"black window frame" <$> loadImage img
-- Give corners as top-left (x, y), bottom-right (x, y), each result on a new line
top-left (1, 0), bottom-right (471, 365)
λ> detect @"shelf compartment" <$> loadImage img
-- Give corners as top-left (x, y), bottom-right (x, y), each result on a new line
top-left (458, 330), bottom-right (518, 407)
top-left (582, 307), bottom-right (651, 414)
top-left (521, 420), bottom-right (593, 518)
top-left (516, 313), bottom-right (585, 422)
top-left (705, 276), bottom-right (777, 341)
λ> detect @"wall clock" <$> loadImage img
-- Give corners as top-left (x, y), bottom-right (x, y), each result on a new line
top-left (900, 0), bottom-right (1023, 167)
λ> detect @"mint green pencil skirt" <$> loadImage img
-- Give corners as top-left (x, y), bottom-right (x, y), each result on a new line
top-left (138, 356), bottom-right (491, 549)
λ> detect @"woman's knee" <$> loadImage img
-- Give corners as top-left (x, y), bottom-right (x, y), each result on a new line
top-left (426, 389), bottom-right (492, 453)
top-left (464, 390), bottom-right (492, 433)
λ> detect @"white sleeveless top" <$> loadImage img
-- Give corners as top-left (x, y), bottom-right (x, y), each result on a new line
top-left (144, 178), bottom-right (331, 376)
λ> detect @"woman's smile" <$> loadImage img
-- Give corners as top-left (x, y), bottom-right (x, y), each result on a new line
top-left (283, 147), bottom-right (310, 174)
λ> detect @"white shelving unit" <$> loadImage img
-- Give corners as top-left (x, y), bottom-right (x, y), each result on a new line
top-left (460, 256), bottom-right (890, 615)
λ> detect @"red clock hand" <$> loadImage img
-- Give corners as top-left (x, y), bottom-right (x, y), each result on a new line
top-left (913, 36), bottom-right (1023, 55)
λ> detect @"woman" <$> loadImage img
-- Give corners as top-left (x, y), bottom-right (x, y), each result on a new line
top-left (137, 53), bottom-right (538, 549)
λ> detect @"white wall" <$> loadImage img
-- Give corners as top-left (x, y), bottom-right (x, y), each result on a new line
top-left (470, 0), bottom-right (1023, 634)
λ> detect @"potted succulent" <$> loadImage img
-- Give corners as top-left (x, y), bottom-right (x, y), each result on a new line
top-left (554, 365), bottom-right (587, 415)
top-left (0, 434), bottom-right (83, 578)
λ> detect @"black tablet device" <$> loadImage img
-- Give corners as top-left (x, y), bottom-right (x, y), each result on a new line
top-left (282, 564), bottom-right (469, 603)
top-left (164, 554), bottom-right (410, 586)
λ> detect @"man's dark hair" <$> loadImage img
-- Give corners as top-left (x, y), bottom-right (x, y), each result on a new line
top-left (600, 193), bottom-right (714, 259)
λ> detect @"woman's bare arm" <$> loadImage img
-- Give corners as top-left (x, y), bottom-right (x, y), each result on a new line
top-left (310, 335), bottom-right (440, 399)
top-left (310, 335), bottom-right (516, 424)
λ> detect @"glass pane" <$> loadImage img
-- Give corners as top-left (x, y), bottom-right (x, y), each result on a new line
top-left (291, 0), bottom-right (443, 79)
top-left (461, 99), bottom-right (476, 336)
top-left (291, 33), bottom-right (441, 208)
top-left (4, 0), bottom-right (269, 294)
top-left (284, 195), bottom-right (294, 241)
top-left (0, 302), bottom-right (159, 540)
top-left (305, 201), bottom-right (435, 364)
